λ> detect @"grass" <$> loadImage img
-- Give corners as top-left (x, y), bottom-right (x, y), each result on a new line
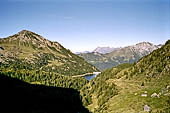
top-left (88, 71), bottom-right (170, 113)
top-left (87, 93), bottom-right (99, 112)
top-left (48, 60), bottom-right (63, 66)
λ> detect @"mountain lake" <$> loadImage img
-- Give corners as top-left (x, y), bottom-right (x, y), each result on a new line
top-left (84, 74), bottom-right (96, 81)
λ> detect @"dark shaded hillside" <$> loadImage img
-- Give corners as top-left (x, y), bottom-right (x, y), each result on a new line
top-left (0, 64), bottom-right (89, 91)
top-left (0, 74), bottom-right (89, 113)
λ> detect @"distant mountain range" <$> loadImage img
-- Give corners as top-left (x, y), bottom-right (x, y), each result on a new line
top-left (0, 30), bottom-right (98, 76)
top-left (78, 42), bottom-right (162, 70)
top-left (75, 47), bottom-right (120, 54)
top-left (75, 51), bottom-right (91, 54)
top-left (93, 47), bottom-right (121, 54)
top-left (84, 40), bottom-right (170, 113)
top-left (0, 30), bottom-right (169, 113)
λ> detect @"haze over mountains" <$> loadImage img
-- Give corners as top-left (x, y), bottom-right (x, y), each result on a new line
top-left (75, 47), bottom-right (120, 54)
top-left (0, 30), bottom-right (169, 113)
top-left (78, 42), bottom-right (162, 70)
top-left (93, 47), bottom-right (121, 54)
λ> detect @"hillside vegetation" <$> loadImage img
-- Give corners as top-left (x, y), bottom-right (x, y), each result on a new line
top-left (0, 30), bottom-right (169, 113)
top-left (78, 42), bottom-right (160, 71)
top-left (82, 40), bottom-right (170, 113)
top-left (0, 74), bottom-right (89, 113)
top-left (0, 30), bottom-right (98, 76)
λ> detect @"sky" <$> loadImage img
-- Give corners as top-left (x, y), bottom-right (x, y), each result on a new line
top-left (0, 0), bottom-right (169, 52)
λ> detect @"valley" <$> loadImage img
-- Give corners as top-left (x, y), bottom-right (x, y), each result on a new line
top-left (1, 0), bottom-right (169, 113)
top-left (0, 30), bottom-right (169, 113)
top-left (82, 40), bottom-right (170, 113)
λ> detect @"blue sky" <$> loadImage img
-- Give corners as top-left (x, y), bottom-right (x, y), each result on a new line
top-left (0, 0), bottom-right (169, 52)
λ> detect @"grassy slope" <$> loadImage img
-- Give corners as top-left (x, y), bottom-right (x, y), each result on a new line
top-left (86, 40), bottom-right (170, 113)
top-left (0, 30), bottom-right (98, 76)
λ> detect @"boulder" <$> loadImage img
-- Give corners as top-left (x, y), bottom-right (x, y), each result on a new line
top-left (141, 94), bottom-right (147, 97)
top-left (151, 93), bottom-right (157, 98)
top-left (144, 105), bottom-right (151, 112)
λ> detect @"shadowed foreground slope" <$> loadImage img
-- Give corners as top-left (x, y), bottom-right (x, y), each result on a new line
top-left (0, 74), bottom-right (89, 113)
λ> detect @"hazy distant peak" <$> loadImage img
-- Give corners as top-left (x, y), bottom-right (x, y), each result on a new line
top-left (135, 42), bottom-right (154, 46)
top-left (78, 41), bottom-right (162, 71)
top-left (93, 46), bottom-right (120, 54)
top-left (123, 42), bottom-right (160, 57)
top-left (134, 42), bottom-right (158, 48)
top-left (75, 51), bottom-right (91, 54)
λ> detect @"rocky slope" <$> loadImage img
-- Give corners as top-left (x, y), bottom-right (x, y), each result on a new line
top-left (0, 30), bottom-right (98, 76)
top-left (78, 42), bottom-right (161, 70)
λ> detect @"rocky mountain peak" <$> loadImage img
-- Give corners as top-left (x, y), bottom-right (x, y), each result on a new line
top-left (17, 30), bottom-right (44, 41)
top-left (93, 46), bottom-right (120, 54)
top-left (12, 30), bottom-right (55, 47)
top-left (0, 30), bottom-right (63, 53)
top-left (4, 30), bottom-right (44, 43)
top-left (136, 42), bottom-right (153, 46)
top-left (18, 30), bottom-right (32, 34)
top-left (0, 30), bottom-right (99, 75)
top-left (129, 42), bottom-right (159, 56)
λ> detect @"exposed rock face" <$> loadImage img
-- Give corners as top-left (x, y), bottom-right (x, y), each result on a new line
top-left (144, 105), bottom-right (151, 112)
top-left (141, 94), bottom-right (147, 97)
top-left (151, 93), bottom-right (158, 98)
top-left (93, 47), bottom-right (121, 54)
top-left (129, 42), bottom-right (159, 57)
top-left (78, 42), bottom-right (161, 70)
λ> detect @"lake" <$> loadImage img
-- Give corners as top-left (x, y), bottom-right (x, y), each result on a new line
top-left (84, 74), bottom-right (97, 81)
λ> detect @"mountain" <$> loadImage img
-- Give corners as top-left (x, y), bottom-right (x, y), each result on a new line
top-left (0, 30), bottom-right (98, 76)
top-left (78, 42), bottom-right (161, 71)
top-left (75, 51), bottom-right (91, 54)
top-left (0, 30), bottom-right (94, 112)
top-left (157, 44), bottom-right (163, 48)
top-left (93, 47), bottom-right (120, 54)
top-left (107, 42), bottom-right (160, 58)
top-left (83, 40), bottom-right (170, 113)
top-left (0, 30), bottom-right (169, 113)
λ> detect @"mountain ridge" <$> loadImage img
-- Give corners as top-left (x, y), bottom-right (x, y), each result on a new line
top-left (93, 46), bottom-right (121, 54)
top-left (78, 42), bottom-right (161, 70)
top-left (0, 30), bottom-right (98, 76)
top-left (83, 39), bottom-right (170, 113)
